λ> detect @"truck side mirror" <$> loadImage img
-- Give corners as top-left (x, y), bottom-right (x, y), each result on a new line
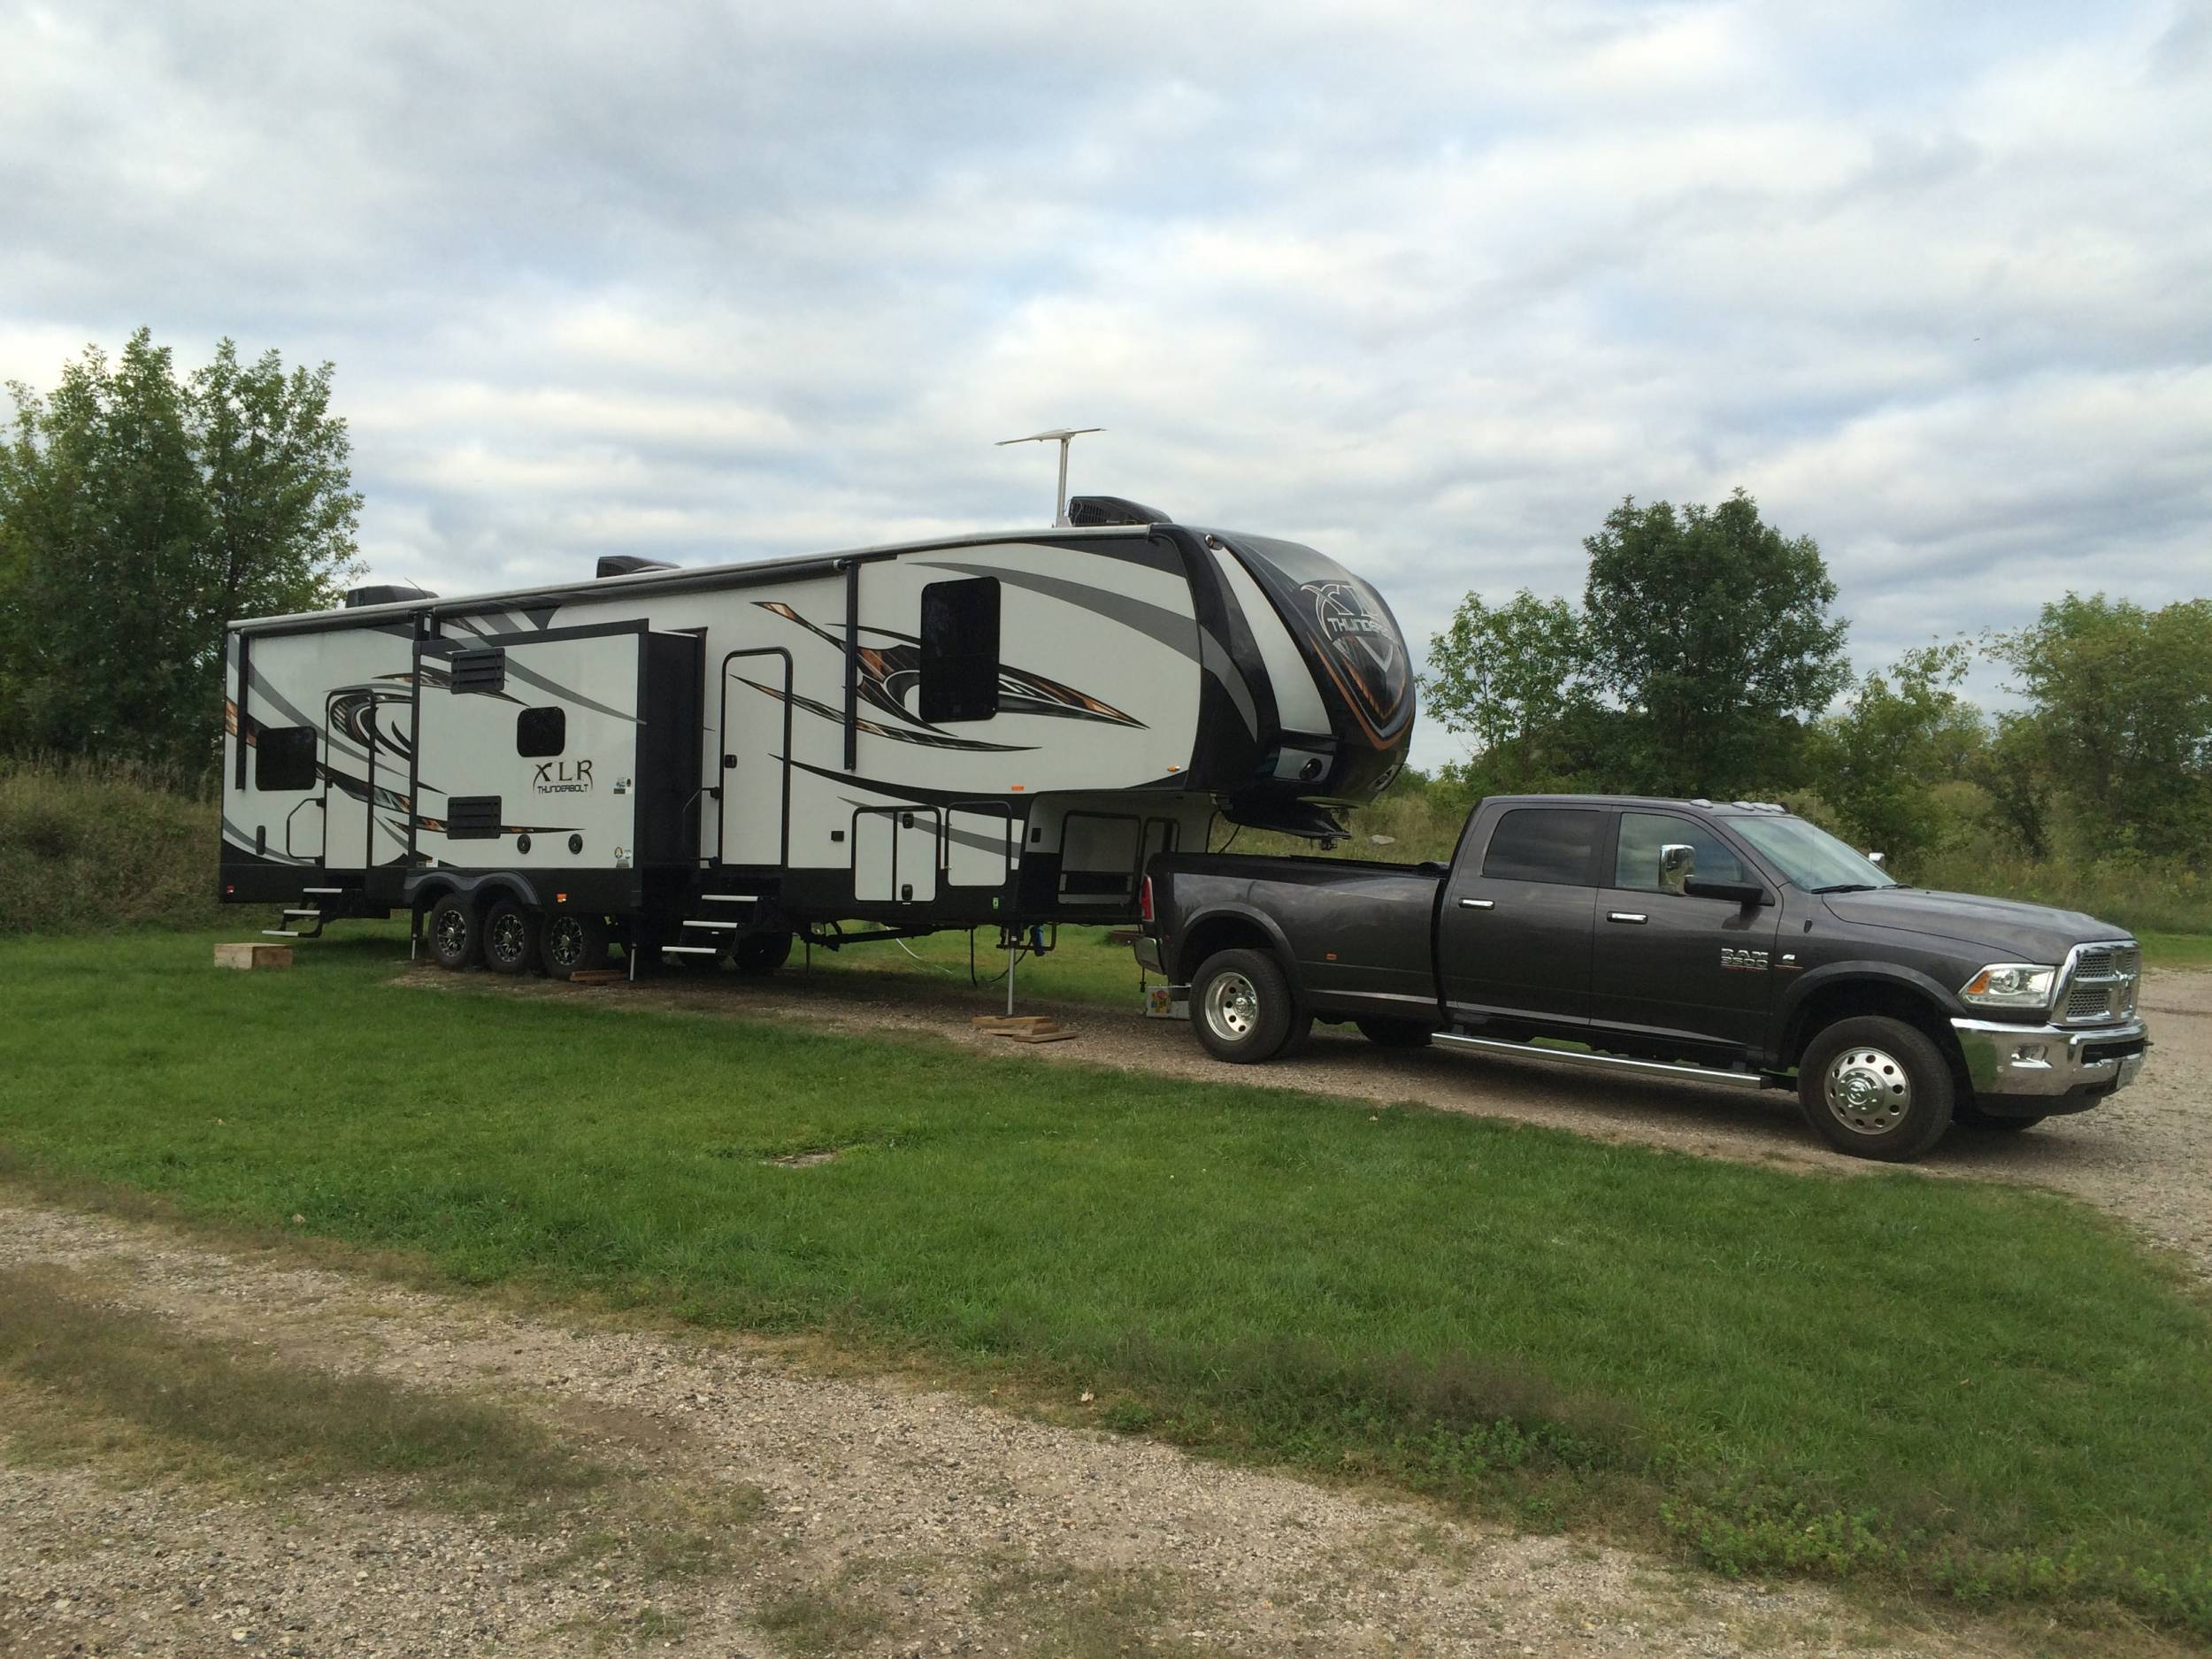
top-left (1659, 843), bottom-right (1694, 895)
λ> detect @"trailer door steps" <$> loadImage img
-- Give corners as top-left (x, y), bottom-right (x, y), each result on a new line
top-left (262, 891), bottom-right (339, 941)
top-left (660, 944), bottom-right (723, 956)
top-left (702, 894), bottom-right (760, 904)
top-left (1433, 1032), bottom-right (1778, 1091)
top-left (683, 918), bottom-right (741, 932)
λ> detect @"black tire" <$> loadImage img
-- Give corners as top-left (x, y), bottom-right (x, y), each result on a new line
top-left (483, 900), bottom-right (539, 976)
top-left (1356, 1018), bottom-right (1432, 1049)
top-left (1191, 948), bottom-right (1310, 1064)
top-left (541, 910), bottom-right (610, 980)
top-left (1797, 1015), bottom-right (1955, 1162)
top-left (1953, 1102), bottom-right (2047, 1133)
top-left (733, 931), bottom-right (794, 977)
top-left (426, 894), bottom-right (480, 972)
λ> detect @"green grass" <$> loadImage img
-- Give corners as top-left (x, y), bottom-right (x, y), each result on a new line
top-left (2141, 932), bottom-right (2212, 971)
top-left (3, 930), bottom-right (2210, 1640)
top-left (0, 756), bottom-right (223, 933)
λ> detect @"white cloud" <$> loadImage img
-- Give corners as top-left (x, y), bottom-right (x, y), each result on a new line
top-left (4, 0), bottom-right (2209, 777)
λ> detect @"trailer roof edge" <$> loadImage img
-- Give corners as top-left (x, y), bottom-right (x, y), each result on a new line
top-left (227, 523), bottom-right (1161, 636)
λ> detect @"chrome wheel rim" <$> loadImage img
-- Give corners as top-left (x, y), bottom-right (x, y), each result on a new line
top-left (1824, 1045), bottom-right (1913, 1135)
top-left (488, 913), bottom-right (527, 965)
top-left (546, 917), bottom-right (583, 969)
top-left (433, 909), bottom-right (469, 959)
top-left (1203, 971), bottom-right (1261, 1043)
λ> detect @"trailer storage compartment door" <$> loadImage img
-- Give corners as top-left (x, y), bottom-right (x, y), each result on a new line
top-left (852, 806), bottom-right (939, 904)
top-left (412, 621), bottom-right (700, 891)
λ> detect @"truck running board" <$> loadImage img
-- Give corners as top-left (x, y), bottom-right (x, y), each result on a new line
top-left (1433, 1033), bottom-right (1771, 1091)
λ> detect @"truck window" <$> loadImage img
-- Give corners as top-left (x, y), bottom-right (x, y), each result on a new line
top-left (254, 725), bottom-right (318, 792)
top-left (1613, 811), bottom-right (1747, 890)
top-left (919, 577), bottom-right (1000, 722)
top-left (1480, 808), bottom-right (1601, 885)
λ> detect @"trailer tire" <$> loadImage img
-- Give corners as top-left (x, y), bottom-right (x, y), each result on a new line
top-left (1798, 1015), bottom-right (1955, 1162)
top-left (1356, 1018), bottom-right (1432, 1049)
top-left (482, 900), bottom-right (539, 975)
top-left (541, 911), bottom-right (610, 980)
top-left (734, 932), bottom-right (794, 977)
top-left (426, 894), bottom-right (480, 972)
top-left (1192, 948), bottom-right (1308, 1064)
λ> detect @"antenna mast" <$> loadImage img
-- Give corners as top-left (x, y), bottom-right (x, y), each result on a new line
top-left (996, 427), bottom-right (1103, 526)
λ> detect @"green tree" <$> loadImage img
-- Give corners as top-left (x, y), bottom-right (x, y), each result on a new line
top-left (1581, 490), bottom-right (1850, 796)
top-left (0, 330), bottom-right (360, 774)
top-left (1418, 588), bottom-right (1604, 793)
top-left (1806, 641), bottom-right (1985, 868)
top-left (1990, 594), bottom-right (2212, 858)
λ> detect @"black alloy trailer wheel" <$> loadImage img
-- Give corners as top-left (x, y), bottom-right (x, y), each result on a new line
top-left (1191, 948), bottom-right (1310, 1064)
top-left (1798, 1014), bottom-right (1956, 1162)
top-left (540, 910), bottom-right (611, 980)
top-left (733, 931), bottom-right (795, 977)
top-left (426, 894), bottom-right (480, 972)
top-left (483, 900), bottom-right (539, 975)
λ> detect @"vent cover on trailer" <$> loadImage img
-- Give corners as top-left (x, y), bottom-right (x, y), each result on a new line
top-left (450, 648), bottom-right (506, 694)
top-left (445, 796), bottom-right (503, 840)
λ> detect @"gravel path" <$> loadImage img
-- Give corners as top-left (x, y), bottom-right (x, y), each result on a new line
top-left (449, 959), bottom-right (2212, 1277)
top-left (1, 1199), bottom-right (2024, 1659)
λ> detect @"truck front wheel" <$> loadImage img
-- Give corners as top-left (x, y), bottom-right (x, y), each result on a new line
top-left (1798, 1016), bottom-right (1955, 1162)
top-left (1192, 948), bottom-right (1310, 1064)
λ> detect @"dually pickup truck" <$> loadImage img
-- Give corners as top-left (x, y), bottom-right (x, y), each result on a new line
top-left (1133, 795), bottom-right (2151, 1161)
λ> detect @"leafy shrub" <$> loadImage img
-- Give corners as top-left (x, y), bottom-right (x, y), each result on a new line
top-left (0, 756), bottom-right (223, 933)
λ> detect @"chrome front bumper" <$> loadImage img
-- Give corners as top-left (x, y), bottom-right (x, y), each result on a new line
top-left (1951, 1016), bottom-right (2149, 1101)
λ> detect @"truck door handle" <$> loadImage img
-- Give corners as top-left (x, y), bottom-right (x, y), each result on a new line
top-left (1458, 898), bottom-right (1494, 910)
top-left (1608, 911), bottom-right (1648, 925)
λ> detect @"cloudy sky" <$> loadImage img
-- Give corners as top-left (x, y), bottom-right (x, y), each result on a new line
top-left (4, 0), bottom-right (2208, 770)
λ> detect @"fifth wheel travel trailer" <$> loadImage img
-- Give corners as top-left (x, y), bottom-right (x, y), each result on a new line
top-left (217, 495), bottom-right (1415, 979)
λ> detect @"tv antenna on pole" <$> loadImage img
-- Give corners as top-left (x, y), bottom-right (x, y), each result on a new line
top-left (996, 427), bottom-right (1102, 526)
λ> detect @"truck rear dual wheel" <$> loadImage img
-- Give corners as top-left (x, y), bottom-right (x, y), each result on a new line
top-left (1192, 949), bottom-right (1311, 1064)
top-left (1798, 1016), bottom-right (1955, 1162)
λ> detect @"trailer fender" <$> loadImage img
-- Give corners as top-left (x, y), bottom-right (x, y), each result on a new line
top-left (403, 871), bottom-right (548, 916)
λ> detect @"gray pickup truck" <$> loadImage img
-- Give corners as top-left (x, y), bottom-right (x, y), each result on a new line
top-left (1133, 795), bottom-right (2150, 1160)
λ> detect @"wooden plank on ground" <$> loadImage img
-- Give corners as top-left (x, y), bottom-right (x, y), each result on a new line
top-left (971, 1014), bottom-right (1057, 1031)
top-left (565, 969), bottom-right (626, 986)
top-left (213, 942), bottom-right (293, 971)
top-left (992, 1026), bottom-right (1078, 1043)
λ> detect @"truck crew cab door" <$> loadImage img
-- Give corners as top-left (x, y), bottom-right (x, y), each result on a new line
top-left (1590, 809), bottom-right (1781, 1057)
top-left (1437, 804), bottom-right (1602, 1030)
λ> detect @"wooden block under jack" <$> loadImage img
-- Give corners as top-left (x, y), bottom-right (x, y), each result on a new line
top-left (213, 942), bottom-right (293, 971)
top-left (992, 1026), bottom-right (1079, 1044)
top-left (972, 1014), bottom-right (1056, 1031)
top-left (565, 969), bottom-right (626, 986)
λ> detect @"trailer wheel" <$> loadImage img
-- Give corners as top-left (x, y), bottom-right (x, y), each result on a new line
top-left (1798, 1015), bottom-right (1955, 1162)
top-left (541, 911), bottom-right (610, 980)
top-left (1356, 1018), bottom-right (1432, 1049)
top-left (733, 932), bottom-right (794, 977)
top-left (483, 900), bottom-right (539, 976)
top-left (1191, 948), bottom-right (1310, 1064)
top-left (426, 894), bottom-right (480, 972)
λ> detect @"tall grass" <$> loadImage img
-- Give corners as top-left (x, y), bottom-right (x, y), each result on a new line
top-left (0, 756), bottom-right (223, 933)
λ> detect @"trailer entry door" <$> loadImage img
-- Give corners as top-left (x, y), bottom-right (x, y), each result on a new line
top-left (719, 649), bottom-right (792, 869)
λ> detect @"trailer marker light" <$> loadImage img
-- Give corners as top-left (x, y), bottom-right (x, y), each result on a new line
top-left (556, 892), bottom-right (567, 903)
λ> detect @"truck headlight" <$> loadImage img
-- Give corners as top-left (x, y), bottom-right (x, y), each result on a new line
top-left (1960, 964), bottom-right (2056, 1009)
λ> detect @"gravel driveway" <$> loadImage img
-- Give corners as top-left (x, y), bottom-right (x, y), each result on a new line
top-left (0, 1199), bottom-right (2039, 1659)
top-left (458, 960), bottom-right (2212, 1278)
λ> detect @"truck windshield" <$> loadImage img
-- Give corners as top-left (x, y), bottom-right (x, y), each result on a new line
top-left (1728, 816), bottom-right (1899, 893)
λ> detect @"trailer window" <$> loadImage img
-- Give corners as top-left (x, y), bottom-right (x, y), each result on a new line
top-left (1480, 808), bottom-right (1601, 886)
top-left (254, 725), bottom-right (318, 793)
top-left (919, 577), bottom-right (1000, 723)
top-left (516, 706), bottom-right (565, 757)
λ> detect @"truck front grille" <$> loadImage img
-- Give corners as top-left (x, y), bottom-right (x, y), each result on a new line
top-left (2061, 941), bottom-right (2140, 1025)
